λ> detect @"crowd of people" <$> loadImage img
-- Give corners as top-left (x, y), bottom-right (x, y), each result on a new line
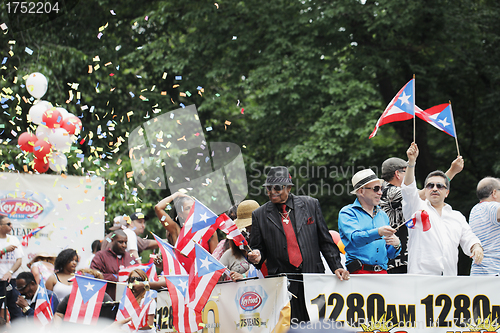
top-left (0, 141), bottom-right (497, 330)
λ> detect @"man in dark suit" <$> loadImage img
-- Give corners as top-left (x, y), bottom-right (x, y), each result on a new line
top-left (15, 271), bottom-right (59, 317)
top-left (248, 166), bottom-right (349, 323)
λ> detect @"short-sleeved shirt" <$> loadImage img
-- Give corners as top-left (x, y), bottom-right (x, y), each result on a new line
top-left (470, 201), bottom-right (500, 275)
top-left (0, 235), bottom-right (23, 278)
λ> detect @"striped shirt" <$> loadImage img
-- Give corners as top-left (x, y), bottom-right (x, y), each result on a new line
top-left (470, 201), bottom-right (500, 275)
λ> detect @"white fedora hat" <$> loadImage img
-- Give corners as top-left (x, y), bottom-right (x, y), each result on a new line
top-left (350, 169), bottom-right (383, 194)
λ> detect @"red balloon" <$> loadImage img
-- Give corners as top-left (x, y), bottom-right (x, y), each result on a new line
top-left (33, 157), bottom-right (49, 173)
top-left (33, 139), bottom-right (52, 159)
top-left (18, 132), bottom-right (38, 152)
top-left (41, 108), bottom-right (63, 129)
top-left (61, 116), bottom-right (82, 135)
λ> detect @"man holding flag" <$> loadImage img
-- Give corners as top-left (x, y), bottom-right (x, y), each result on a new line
top-left (15, 272), bottom-right (59, 322)
top-left (402, 142), bottom-right (483, 275)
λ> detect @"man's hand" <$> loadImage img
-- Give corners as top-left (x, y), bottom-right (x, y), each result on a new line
top-left (378, 226), bottom-right (396, 237)
top-left (16, 295), bottom-right (28, 309)
top-left (2, 271), bottom-right (12, 282)
top-left (384, 234), bottom-right (400, 247)
top-left (5, 245), bottom-right (16, 253)
top-left (446, 156), bottom-right (464, 180)
top-left (334, 268), bottom-right (350, 281)
top-left (247, 249), bottom-right (261, 264)
top-left (406, 142), bottom-right (419, 164)
top-left (471, 243), bottom-right (484, 264)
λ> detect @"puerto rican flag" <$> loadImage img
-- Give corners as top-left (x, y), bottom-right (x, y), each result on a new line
top-left (64, 275), bottom-right (107, 325)
top-left (34, 275), bottom-right (53, 326)
top-left (187, 243), bottom-right (226, 313)
top-left (175, 198), bottom-right (220, 257)
top-left (217, 213), bottom-right (247, 247)
top-left (406, 210), bottom-right (431, 232)
top-left (118, 259), bottom-right (158, 282)
top-left (116, 287), bottom-right (157, 331)
top-left (152, 232), bottom-right (187, 275)
top-left (165, 275), bottom-right (201, 333)
top-left (369, 78), bottom-right (415, 139)
top-left (416, 103), bottom-right (457, 137)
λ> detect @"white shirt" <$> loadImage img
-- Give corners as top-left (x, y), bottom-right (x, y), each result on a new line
top-left (469, 201), bottom-right (500, 275)
top-left (401, 181), bottom-right (479, 276)
top-left (123, 228), bottom-right (138, 252)
top-left (0, 235), bottom-right (23, 278)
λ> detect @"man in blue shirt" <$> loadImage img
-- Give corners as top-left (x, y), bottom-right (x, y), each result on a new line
top-left (339, 169), bottom-right (401, 274)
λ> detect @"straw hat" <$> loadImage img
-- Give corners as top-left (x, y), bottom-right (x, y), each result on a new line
top-left (234, 200), bottom-right (260, 230)
top-left (350, 169), bottom-right (383, 194)
top-left (28, 252), bottom-right (56, 267)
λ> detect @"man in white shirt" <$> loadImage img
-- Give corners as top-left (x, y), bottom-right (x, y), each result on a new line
top-left (401, 142), bottom-right (483, 275)
top-left (469, 177), bottom-right (500, 275)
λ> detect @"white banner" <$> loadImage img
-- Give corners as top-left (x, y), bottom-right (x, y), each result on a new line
top-left (304, 274), bottom-right (500, 333)
top-left (156, 276), bottom-right (289, 332)
top-left (0, 172), bottom-right (105, 270)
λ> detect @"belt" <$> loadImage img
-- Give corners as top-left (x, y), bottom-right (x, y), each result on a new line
top-left (362, 264), bottom-right (384, 272)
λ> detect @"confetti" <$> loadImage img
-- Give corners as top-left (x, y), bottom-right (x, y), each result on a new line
top-left (0, 23), bottom-right (7, 30)
top-left (25, 47), bottom-right (33, 55)
top-left (175, 76), bottom-right (182, 80)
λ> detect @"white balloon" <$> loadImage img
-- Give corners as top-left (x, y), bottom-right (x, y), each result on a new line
top-left (48, 151), bottom-right (68, 172)
top-left (28, 100), bottom-right (52, 125)
top-left (48, 128), bottom-right (72, 152)
top-left (26, 72), bottom-right (48, 99)
top-left (57, 107), bottom-right (70, 120)
top-left (35, 125), bottom-right (53, 141)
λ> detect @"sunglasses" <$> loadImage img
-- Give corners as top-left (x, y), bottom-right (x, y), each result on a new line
top-left (363, 186), bottom-right (382, 192)
top-left (425, 182), bottom-right (447, 190)
top-left (0, 223), bottom-right (12, 226)
top-left (266, 185), bottom-right (286, 192)
top-left (17, 284), bottom-right (28, 292)
top-left (128, 276), bottom-right (145, 283)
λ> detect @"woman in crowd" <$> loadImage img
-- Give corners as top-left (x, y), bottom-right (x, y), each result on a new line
top-left (220, 200), bottom-right (260, 281)
top-left (45, 248), bottom-right (79, 301)
top-left (27, 252), bottom-right (56, 284)
top-left (124, 269), bottom-right (156, 332)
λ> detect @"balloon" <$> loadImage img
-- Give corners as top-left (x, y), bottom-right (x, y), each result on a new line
top-left (33, 139), bottom-right (52, 159)
top-left (28, 100), bottom-right (52, 125)
top-left (26, 72), bottom-right (48, 99)
top-left (56, 107), bottom-right (70, 120)
top-left (61, 116), bottom-right (82, 135)
top-left (33, 157), bottom-right (49, 173)
top-left (18, 132), bottom-right (37, 152)
top-left (48, 128), bottom-right (72, 152)
top-left (35, 125), bottom-right (52, 141)
top-left (329, 230), bottom-right (345, 254)
top-left (42, 108), bottom-right (63, 128)
top-left (48, 151), bottom-right (68, 172)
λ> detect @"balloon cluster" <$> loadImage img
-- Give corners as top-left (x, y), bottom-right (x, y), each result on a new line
top-left (17, 73), bottom-right (82, 173)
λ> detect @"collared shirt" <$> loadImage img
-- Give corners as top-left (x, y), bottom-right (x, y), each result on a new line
top-left (401, 181), bottom-right (480, 276)
top-left (338, 198), bottom-right (400, 270)
top-left (469, 201), bottom-right (500, 275)
top-left (275, 195), bottom-right (296, 231)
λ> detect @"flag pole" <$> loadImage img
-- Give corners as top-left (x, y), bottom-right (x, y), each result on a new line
top-left (413, 74), bottom-right (416, 143)
top-left (449, 100), bottom-right (460, 156)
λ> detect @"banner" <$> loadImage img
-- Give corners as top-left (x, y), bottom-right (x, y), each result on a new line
top-left (156, 276), bottom-right (289, 332)
top-left (0, 172), bottom-right (105, 269)
top-left (304, 274), bottom-right (500, 333)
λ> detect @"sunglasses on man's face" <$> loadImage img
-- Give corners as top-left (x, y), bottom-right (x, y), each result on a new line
top-left (425, 182), bottom-right (447, 190)
top-left (266, 185), bottom-right (286, 192)
top-left (362, 186), bottom-right (382, 193)
top-left (128, 276), bottom-right (145, 283)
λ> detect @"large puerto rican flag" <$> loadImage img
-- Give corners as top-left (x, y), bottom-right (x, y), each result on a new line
top-left (175, 198), bottom-right (220, 257)
top-left (64, 275), bottom-right (107, 325)
top-left (165, 275), bottom-right (201, 333)
top-left (187, 243), bottom-right (226, 313)
top-left (369, 78), bottom-right (415, 138)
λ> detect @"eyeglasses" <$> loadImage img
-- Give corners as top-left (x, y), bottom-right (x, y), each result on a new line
top-left (128, 276), bottom-right (145, 283)
top-left (425, 182), bottom-right (447, 190)
top-left (266, 185), bottom-right (285, 192)
top-left (398, 168), bottom-right (406, 173)
top-left (0, 223), bottom-right (12, 226)
top-left (17, 284), bottom-right (28, 292)
top-left (363, 186), bottom-right (382, 192)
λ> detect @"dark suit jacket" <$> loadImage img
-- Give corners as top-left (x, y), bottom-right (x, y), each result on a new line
top-left (250, 194), bottom-right (343, 275)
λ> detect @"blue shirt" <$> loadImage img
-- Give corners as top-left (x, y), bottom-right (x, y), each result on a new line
top-left (338, 198), bottom-right (400, 269)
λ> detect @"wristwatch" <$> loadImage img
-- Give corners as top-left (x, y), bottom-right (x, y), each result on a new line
top-left (22, 306), bottom-right (30, 314)
top-left (143, 281), bottom-right (150, 291)
top-left (8, 270), bottom-right (13, 274)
